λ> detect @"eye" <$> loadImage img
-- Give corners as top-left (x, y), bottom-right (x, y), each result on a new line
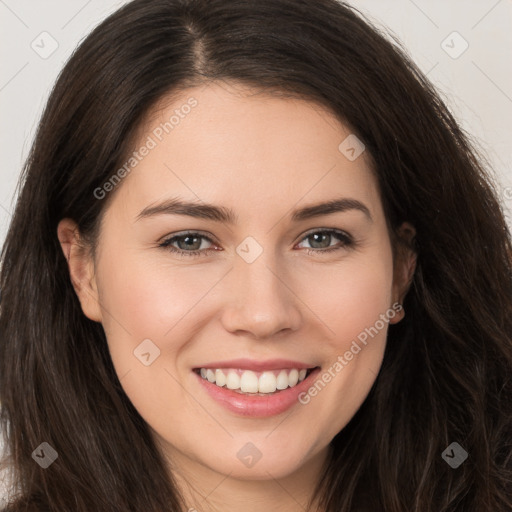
top-left (296, 229), bottom-right (353, 255)
top-left (158, 231), bottom-right (218, 257)
top-left (158, 228), bottom-right (354, 258)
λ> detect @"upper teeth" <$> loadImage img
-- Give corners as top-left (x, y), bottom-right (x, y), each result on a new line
top-left (199, 368), bottom-right (308, 394)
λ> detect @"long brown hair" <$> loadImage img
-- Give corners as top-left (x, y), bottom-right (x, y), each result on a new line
top-left (1, 0), bottom-right (511, 510)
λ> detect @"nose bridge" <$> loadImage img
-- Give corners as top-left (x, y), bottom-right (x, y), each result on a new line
top-left (219, 239), bottom-right (302, 338)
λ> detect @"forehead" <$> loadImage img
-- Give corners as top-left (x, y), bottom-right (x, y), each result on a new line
top-left (107, 81), bottom-right (381, 224)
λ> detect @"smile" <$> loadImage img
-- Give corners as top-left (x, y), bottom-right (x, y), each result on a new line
top-left (193, 361), bottom-right (321, 417)
top-left (195, 367), bottom-right (314, 395)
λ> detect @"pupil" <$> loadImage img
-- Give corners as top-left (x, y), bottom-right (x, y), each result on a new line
top-left (311, 233), bottom-right (329, 249)
top-left (181, 236), bottom-right (200, 250)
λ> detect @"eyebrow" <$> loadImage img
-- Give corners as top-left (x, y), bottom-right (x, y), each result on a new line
top-left (135, 196), bottom-right (373, 224)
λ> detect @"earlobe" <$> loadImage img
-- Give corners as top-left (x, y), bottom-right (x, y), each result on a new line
top-left (390, 222), bottom-right (417, 324)
top-left (57, 218), bottom-right (103, 323)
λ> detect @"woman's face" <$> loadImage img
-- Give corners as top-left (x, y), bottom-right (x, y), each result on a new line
top-left (60, 81), bottom-right (414, 487)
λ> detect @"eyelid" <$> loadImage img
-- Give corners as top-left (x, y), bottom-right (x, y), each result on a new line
top-left (158, 230), bottom-right (218, 245)
top-left (157, 230), bottom-right (220, 258)
top-left (297, 226), bottom-right (352, 242)
top-left (159, 227), bottom-right (354, 257)
top-left (294, 228), bottom-right (353, 250)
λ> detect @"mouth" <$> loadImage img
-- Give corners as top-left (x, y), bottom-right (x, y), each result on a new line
top-left (193, 366), bottom-right (319, 396)
top-left (193, 363), bottom-right (322, 417)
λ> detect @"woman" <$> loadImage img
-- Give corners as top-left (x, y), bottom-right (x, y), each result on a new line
top-left (0, 0), bottom-right (511, 510)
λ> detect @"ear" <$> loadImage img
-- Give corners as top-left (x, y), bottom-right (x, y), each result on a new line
top-left (389, 221), bottom-right (417, 324)
top-left (57, 218), bottom-right (103, 323)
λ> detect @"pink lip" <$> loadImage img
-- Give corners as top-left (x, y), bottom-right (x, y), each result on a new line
top-left (194, 366), bottom-right (321, 417)
top-left (193, 358), bottom-right (315, 372)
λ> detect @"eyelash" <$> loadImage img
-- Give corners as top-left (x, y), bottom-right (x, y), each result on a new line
top-left (158, 229), bottom-right (354, 258)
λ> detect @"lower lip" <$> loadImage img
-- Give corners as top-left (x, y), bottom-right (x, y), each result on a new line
top-left (194, 368), bottom-right (321, 417)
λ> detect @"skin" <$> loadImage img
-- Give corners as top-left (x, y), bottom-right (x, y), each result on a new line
top-left (58, 80), bottom-right (416, 512)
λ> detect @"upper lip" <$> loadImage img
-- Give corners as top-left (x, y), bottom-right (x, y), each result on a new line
top-left (194, 358), bottom-right (317, 371)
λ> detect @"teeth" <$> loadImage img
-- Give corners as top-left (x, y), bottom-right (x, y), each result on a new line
top-left (276, 370), bottom-right (289, 390)
top-left (258, 371), bottom-right (277, 393)
top-left (226, 370), bottom-right (240, 390)
top-left (215, 369), bottom-right (226, 387)
top-left (197, 367), bottom-right (311, 394)
top-left (240, 370), bottom-right (259, 393)
top-left (288, 369), bottom-right (299, 387)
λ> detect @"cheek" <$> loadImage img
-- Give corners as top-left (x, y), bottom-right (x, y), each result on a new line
top-left (292, 252), bottom-right (394, 439)
top-left (302, 254), bottom-right (394, 345)
top-left (97, 250), bottom-right (221, 339)
top-left (93, 253), bottom-right (208, 429)
top-left (94, 250), bottom-right (233, 418)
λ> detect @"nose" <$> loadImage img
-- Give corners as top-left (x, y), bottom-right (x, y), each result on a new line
top-left (219, 249), bottom-right (303, 340)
